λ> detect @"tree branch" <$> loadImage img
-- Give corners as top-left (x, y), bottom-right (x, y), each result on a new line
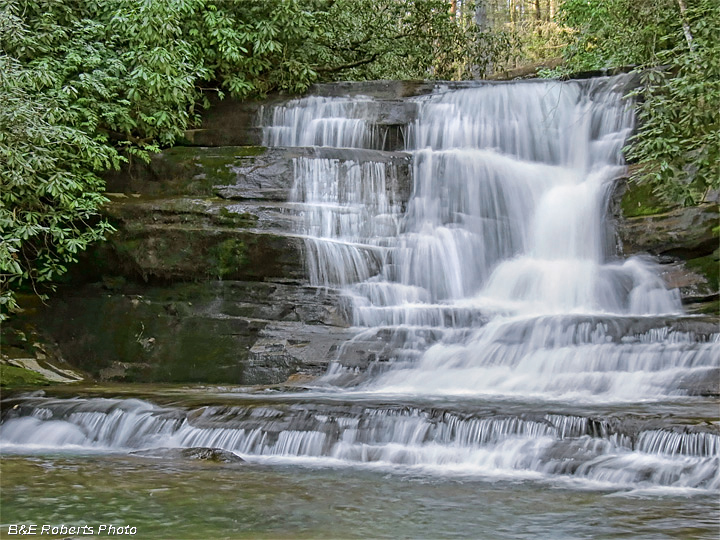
top-left (676, 0), bottom-right (694, 52)
top-left (315, 53), bottom-right (381, 73)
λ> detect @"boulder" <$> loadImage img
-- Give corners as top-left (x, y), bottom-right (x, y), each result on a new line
top-left (130, 447), bottom-right (246, 463)
top-left (613, 177), bottom-right (719, 311)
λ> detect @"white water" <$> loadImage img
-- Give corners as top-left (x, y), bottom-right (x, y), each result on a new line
top-left (263, 76), bottom-right (715, 402)
top-left (270, 79), bottom-right (681, 315)
top-left (289, 156), bottom-right (401, 286)
top-left (2, 397), bottom-right (718, 493)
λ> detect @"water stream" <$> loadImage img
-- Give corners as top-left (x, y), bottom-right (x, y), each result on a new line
top-left (2, 76), bottom-right (718, 538)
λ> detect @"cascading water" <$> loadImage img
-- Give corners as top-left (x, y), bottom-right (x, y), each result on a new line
top-left (2, 396), bottom-right (719, 493)
top-left (264, 76), bottom-right (713, 403)
top-left (270, 78), bottom-right (681, 316)
top-left (2, 76), bottom-right (718, 501)
top-left (288, 156), bottom-right (401, 286)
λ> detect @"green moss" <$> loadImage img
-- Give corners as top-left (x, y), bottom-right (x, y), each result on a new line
top-left (112, 237), bottom-right (143, 258)
top-left (686, 299), bottom-right (720, 315)
top-left (0, 364), bottom-right (50, 388)
top-left (217, 207), bottom-right (259, 227)
top-left (148, 146), bottom-right (268, 194)
top-left (230, 146), bottom-right (266, 157)
top-left (686, 249), bottom-right (720, 290)
top-left (162, 145), bottom-right (266, 161)
top-left (621, 180), bottom-right (675, 218)
top-left (211, 238), bottom-right (249, 279)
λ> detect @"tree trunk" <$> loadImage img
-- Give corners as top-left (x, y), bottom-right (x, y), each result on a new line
top-left (473, 0), bottom-right (491, 78)
top-left (676, 0), bottom-right (695, 51)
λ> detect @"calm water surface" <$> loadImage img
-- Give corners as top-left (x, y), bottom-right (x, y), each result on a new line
top-left (2, 452), bottom-right (718, 539)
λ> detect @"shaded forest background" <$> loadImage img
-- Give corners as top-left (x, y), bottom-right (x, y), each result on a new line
top-left (1, 0), bottom-right (718, 316)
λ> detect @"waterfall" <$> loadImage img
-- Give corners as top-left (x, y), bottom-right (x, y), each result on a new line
top-left (2, 76), bottom-right (718, 497)
top-left (2, 397), bottom-right (718, 492)
top-left (278, 78), bottom-right (681, 313)
top-left (266, 77), bottom-right (681, 316)
top-left (289, 156), bottom-right (401, 286)
top-left (259, 76), bottom-right (714, 402)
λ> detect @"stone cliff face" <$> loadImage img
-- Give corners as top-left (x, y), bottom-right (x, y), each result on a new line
top-left (28, 142), bottom-right (412, 384)
top-left (7, 83), bottom-right (420, 385)
top-left (5, 81), bottom-right (718, 385)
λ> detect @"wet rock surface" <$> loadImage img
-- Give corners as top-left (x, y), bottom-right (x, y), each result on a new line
top-left (130, 447), bottom-right (245, 463)
top-left (618, 202), bottom-right (718, 259)
top-left (106, 146), bottom-right (410, 201)
top-left (7, 81), bottom-right (717, 387)
top-left (20, 281), bottom-right (352, 385)
top-left (96, 145), bottom-right (412, 285)
top-left (23, 91), bottom-right (418, 385)
top-left (612, 178), bottom-right (719, 312)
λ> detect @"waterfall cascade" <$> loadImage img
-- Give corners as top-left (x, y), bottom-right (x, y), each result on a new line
top-left (2, 396), bottom-right (718, 492)
top-left (264, 76), bottom-right (713, 402)
top-left (2, 76), bottom-right (718, 495)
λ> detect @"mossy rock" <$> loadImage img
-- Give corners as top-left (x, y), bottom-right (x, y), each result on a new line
top-left (686, 298), bottom-right (720, 315)
top-left (216, 206), bottom-right (259, 227)
top-left (0, 364), bottom-right (50, 389)
top-left (103, 228), bottom-right (303, 282)
top-left (31, 287), bottom-right (255, 383)
top-left (15, 280), bottom-right (348, 385)
top-left (618, 202), bottom-right (719, 259)
top-left (686, 248), bottom-right (720, 291)
top-left (104, 146), bottom-right (268, 196)
top-left (620, 180), bottom-right (676, 218)
top-left (211, 238), bottom-right (249, 279)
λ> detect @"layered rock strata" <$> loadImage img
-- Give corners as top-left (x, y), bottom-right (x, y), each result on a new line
top-left (5, 80), bottom-right (717, 385)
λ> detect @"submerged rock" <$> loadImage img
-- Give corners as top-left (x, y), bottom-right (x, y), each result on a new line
top-left (130, 447), bottom-right (245, 463)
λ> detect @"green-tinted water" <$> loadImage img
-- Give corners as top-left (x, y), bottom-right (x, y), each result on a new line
top-left (2, 454), bottom-right (718, 539)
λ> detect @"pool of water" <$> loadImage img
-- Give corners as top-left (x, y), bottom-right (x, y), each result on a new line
top-left (2, 453), bottom-right (718, 540)
top-left (2, 384), bottom-right (718, 539)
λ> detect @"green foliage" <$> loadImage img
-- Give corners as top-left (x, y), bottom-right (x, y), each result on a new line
top-left (299, 0), bottom-right (485, 81)
top-left (1, 0), bottom-right (480, 318)
top-left (186, 0), bottom-right (487, 86)
top-left (465, 1), bottom-right (571, 77)
top-left (557, 0), bottom-right (679, 71)
top-left (627, 1), bottom-right (720, 206)
top-left (554, 0), bottom-right (720, 206)
top-left (0, 51), bottom-right (117, 318)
